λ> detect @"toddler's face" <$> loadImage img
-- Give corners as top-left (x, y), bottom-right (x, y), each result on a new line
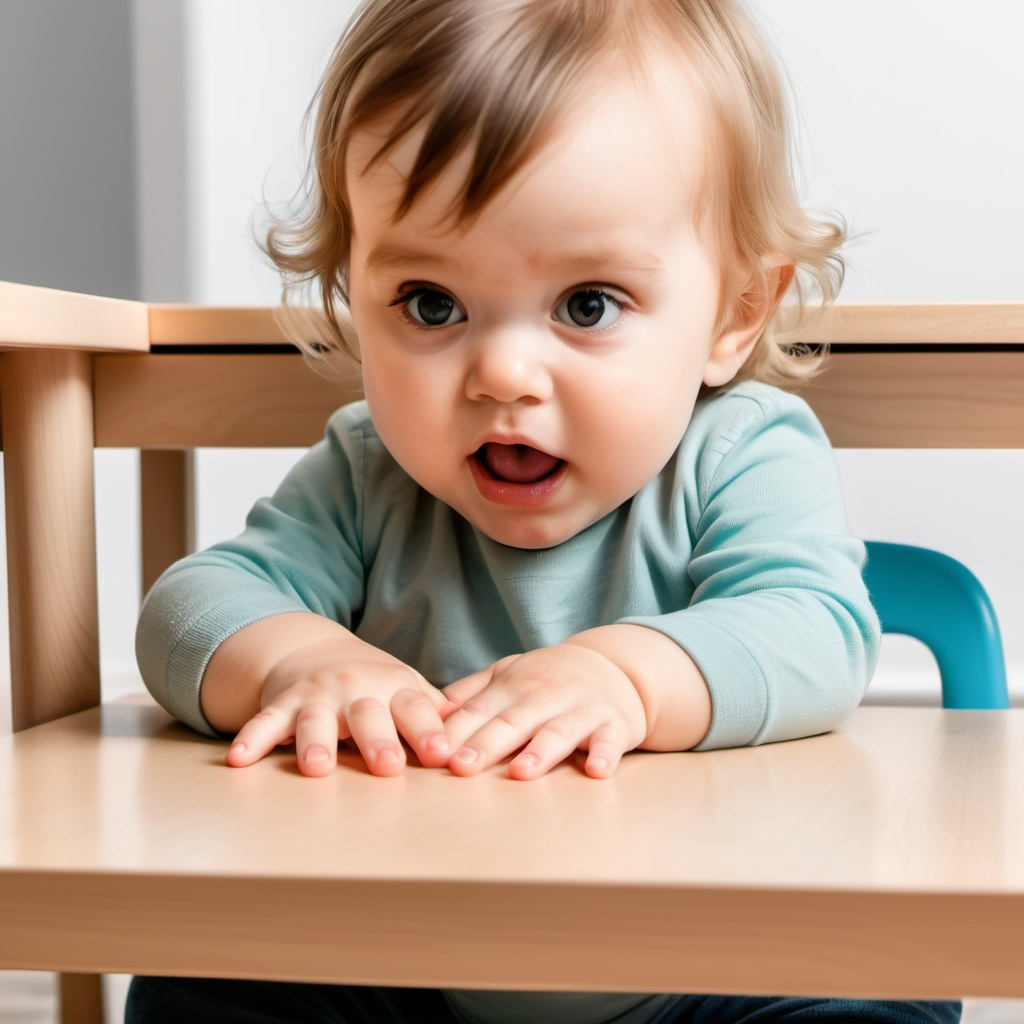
top-left (347, 61), bottom-right (749, 549)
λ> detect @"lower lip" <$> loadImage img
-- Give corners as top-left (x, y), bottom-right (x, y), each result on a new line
top-left (468, 455), bottom-right (568, 506)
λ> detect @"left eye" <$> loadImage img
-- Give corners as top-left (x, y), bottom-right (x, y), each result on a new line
top-left (553, 289), bottom-right (624, 331)
top-left (400, 288), bottom-right (467, 328)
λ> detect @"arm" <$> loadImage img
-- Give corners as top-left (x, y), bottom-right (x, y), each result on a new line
top-left (136, 405), bottom-right (454, 775)
top-left (619, 386), bottom-right (880, 751)
top-left (135, 420), bottom-right (367, 739)
top-left (441, 387), bottom-right (878, 775)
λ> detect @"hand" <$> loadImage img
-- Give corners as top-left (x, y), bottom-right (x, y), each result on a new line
top-left (222, 626), bottom-right (457, 777)
top-left (440, 642), bottom-right (648, 780)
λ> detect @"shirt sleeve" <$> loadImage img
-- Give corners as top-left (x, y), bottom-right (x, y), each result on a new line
top-left (620, 386), bottom-right (880, 750)
top-left (135, 407), bottom-right (369, 737)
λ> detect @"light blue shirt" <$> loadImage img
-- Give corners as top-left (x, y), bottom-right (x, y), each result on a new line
top-left (136, 381), bottom-right (879, 1024)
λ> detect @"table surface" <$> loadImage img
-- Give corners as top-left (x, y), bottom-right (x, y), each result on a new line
top-left (2, 699), bottom-right (1022, 999)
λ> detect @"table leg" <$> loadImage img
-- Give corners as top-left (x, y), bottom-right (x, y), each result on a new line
top-left (1, 349), bottom-right (100, 731)
top-left (140, 449), bottom-right (195, 596)
top-left (59, 973), bottom-right (104, 1024)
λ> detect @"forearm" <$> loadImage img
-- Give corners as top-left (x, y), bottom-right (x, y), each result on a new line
top-left (201, 611), bottom-right (360, 733)
top-left (563, 624), bottom-right (711, 751)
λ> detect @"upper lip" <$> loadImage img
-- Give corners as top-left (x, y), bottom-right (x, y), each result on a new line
top-left (469, 433), bottom-right (561, 460)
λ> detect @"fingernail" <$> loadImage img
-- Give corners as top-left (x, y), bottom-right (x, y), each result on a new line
top-left (515, 753), bottom-right (539, 770)
top-left (376, 747), bottom-right (401, 764)
top-left (305, 744), bottom-right (330, 762)
top-left (589, 756), bottom-right (609, 771)
top-left (422, 731), bottom-right (449, 752)
top-left (453, 746), bottom-right (479, 765)
top-left (229, 741), bottom-right (246, 755)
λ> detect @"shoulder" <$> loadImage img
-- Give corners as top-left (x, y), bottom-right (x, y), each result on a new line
top-left (322, 399), bottom-right (428, 532)
top-left (687, 380), bottom-right (830, 460)
top-left (324, 399), bottom-right (380, 456)
top-left (680, 382), bottom-right (833, 507)
top-left (689, 381), bottom-right (826, 444)
top-left (320, 400), bottom-right (400, 483)
top-left (261, 400), bottom-right (411, 532)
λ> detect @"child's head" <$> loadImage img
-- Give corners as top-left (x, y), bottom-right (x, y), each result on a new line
top-left (266, 0), bottom-right (845, 548)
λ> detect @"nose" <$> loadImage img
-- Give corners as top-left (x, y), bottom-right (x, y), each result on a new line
top-left (464, 329), bottom-right (554, 404)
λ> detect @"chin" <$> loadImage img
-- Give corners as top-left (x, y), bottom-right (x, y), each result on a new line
top-left (472, 515), bottom-right (582, 551)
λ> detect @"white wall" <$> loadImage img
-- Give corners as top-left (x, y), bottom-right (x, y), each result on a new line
top-left (4, 1), bottom-right (1023, 716)
top-left (164, 0), bottom-right (1024, 306)
top-left (761, 0), bottom-right (1024, 303)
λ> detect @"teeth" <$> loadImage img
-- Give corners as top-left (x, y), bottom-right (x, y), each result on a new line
top-left (479, 443), bottom-right (561, 483)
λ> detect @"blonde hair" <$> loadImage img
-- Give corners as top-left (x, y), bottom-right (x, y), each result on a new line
top-left (265, 0), bottom-right (844, 387)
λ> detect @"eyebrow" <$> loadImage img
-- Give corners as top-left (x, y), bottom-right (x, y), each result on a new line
top-left (530, 251), bottom-right (664, 279)
top-left (363, 246), bottom-right (461, 276)
top-left (363, 245), bottom-right (664, 280)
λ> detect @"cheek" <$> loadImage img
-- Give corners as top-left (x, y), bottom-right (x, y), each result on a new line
top-left (356, 336), bottom-right (415, 452)
top-left (351, 305), bottom-right (409, 403)
top-left (359, 347), bottom-right (454, 482)
top-left (347, 278), bottom-right (455, 471)
top-left (574, 350), bottom-right (704, 474)
top-left (588, 344), bottom-right (705, 425)
top-left (362, 363), bottom-right (422, 449)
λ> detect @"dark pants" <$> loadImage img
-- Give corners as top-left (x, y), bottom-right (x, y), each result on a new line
top-left (125, 976), bottom-right (961, 1023)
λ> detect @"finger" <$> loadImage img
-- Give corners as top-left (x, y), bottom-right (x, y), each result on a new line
top-left (437, 697), bottom-right (462, 722)
top-left (582, 724), bottom-right (628, 779)
top-left (441, 661), bottom-right (500, 706)
top-left (441, 690), bottom-right (503, 756)
top-left (505, 715), bottom-right (590, 780)
top-left (391, 687), bottom-right (451, 767)
top-left (425, 682), bottom-right (461, 721)
top-left (448, 703), bottom-right (559, 777)
top-left (227, 705), bottom-right (297, 767)
top-left (344, 696), bottom-right (406, 776)
top-left (294, 701), bottom-right (340, 777)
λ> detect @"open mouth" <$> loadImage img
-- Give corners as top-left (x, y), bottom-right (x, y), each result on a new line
top-left (469, 443), bottom-right (567, 505)
top-left (475, 443), bottom-right (563, 484)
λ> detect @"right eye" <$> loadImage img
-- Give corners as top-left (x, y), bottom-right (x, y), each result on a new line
top-left (553, 287), bottom-right (626, 332)
top-left (394, 287), bottom-right (467, 328)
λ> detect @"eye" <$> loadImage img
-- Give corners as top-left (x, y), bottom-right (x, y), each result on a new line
top-left (392, 287), bottom-right (467, 328)
top-left (553, 288), bottom-right (625, 331)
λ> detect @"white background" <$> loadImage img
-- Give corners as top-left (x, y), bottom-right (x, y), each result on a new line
top-left (2, 0), bottom-right (1023, 723)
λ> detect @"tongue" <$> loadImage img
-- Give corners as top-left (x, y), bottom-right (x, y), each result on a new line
top-left (480, 443), bottom-right (561, 484)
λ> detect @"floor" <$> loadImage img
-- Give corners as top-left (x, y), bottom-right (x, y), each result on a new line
top-left (0, 974), bottom-right (1021, 1023)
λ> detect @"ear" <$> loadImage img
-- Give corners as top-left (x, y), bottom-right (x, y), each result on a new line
top-left (703, 263), bottom-right (796, 388)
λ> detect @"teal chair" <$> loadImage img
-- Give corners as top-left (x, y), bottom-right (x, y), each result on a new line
top-left (863, 541), bottom-right (1010, 710)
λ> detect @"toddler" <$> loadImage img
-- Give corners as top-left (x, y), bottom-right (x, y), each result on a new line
top-left (130, 0), bottom-right (959, 1022)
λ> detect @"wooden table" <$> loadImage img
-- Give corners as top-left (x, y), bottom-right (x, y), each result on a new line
top-left (3, 283), bottom-right (1024, 1011)
top-left (1, 699), bottom-right (1022, 1000)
